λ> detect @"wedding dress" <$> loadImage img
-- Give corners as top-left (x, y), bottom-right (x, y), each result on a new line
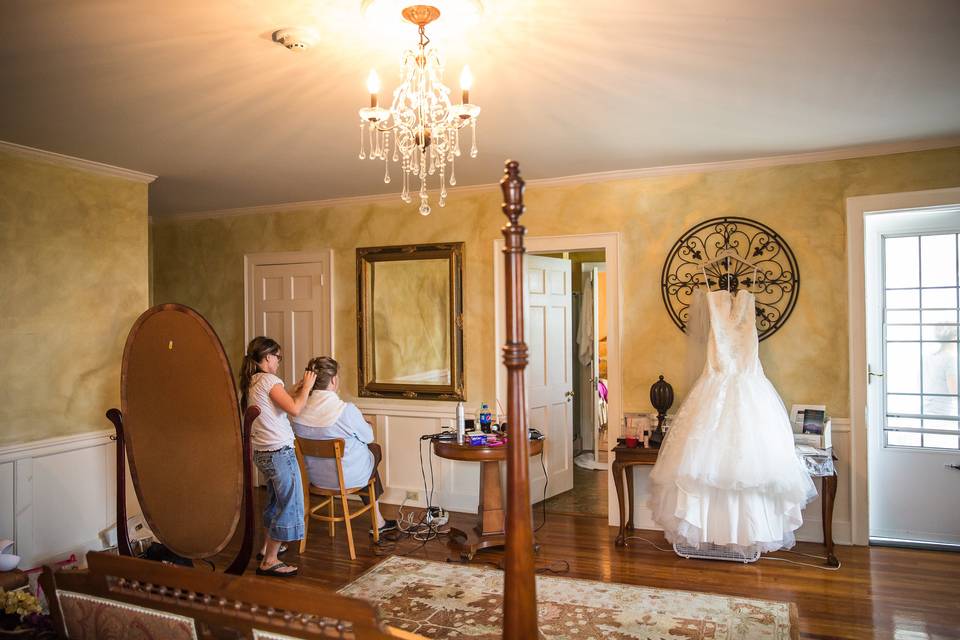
top-left (649, 287), bottom-right (817, 553)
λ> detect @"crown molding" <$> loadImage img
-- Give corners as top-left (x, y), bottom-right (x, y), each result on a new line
top-left (151, 134), bottom-right (960, 223)
top-left (529, 136), bottom-right (960, 189)
top-left (0, 140), bottom-right (157, 184)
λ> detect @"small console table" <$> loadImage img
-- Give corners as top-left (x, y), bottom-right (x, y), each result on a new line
top-left (611, 444), bottom-right (659, 547)
top-left (612, 443), bottom-right (838, 566)
top-left (433, 438), bottom-right (544, 561)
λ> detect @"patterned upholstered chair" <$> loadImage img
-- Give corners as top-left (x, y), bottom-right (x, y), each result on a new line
top-left (41, 551), bottom-right (422, 639)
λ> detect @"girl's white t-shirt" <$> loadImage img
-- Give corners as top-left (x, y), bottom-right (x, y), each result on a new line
top-left (248, 372), bottom-right (294, 450)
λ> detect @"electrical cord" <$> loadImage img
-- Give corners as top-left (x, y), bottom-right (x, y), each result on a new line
top-left (428, 441), bottom-right (436, 509)
top-left (536, 560), bottom-right (570, 575)
top-left (624, 535), bottom-right (675, 553)
top-left (761, 550), bottom-right (842, 571)
top-left (372, 438), bottom-right (452, 557)
top-left (535, 449), bottom-right (548, 532)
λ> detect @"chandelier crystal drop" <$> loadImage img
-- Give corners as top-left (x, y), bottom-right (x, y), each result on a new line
top-left (357, 4), bottom-right (480, 216)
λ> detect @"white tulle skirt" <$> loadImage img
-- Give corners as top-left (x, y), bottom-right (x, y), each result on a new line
top-left (648, 369), bottom-right (818, 554)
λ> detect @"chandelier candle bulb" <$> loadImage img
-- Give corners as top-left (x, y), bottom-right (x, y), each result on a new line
top-left (460, 65), bottom-right (473, 105)
top-left (366, 70), bottom-right (381, 108)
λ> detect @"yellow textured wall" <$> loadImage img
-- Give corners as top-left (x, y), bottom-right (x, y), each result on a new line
top-left (0, 150), bottom-right (149, 446)
top-left (152, 147), bottom-right (960, 417)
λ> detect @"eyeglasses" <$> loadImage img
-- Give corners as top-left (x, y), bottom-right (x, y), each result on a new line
top-left (271, 353), bottom-right (283, 363)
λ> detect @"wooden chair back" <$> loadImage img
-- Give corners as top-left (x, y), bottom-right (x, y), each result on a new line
top-left (41, 551), bottom-right (421, 639)
top-left (294, 437), bottom-right (380, 559)
top-left (296, 436), bottom-right (344, 461)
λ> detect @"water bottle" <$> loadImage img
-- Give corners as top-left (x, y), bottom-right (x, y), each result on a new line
top-left (456, 401), bottom-right (466, 444)
top-left (479, 403), bottom-right (492, 433)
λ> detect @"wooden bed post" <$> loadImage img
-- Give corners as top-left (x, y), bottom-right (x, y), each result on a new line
top-left (500, 160), bottom-right (539, 638)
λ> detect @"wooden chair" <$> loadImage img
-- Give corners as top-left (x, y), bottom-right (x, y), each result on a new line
top-left (295, 437), bottom-right (380, 560)
top-left (41, 550), bottom-right (423, 639)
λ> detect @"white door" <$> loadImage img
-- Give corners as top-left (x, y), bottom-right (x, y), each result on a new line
top-left (525, 255), bottom-right (574, 499)
top-left (249, 257), bottom-right (332, 386)
top-left (866, 207), bottom-right (960, 546)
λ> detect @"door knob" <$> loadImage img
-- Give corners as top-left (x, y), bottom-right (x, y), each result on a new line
top-left (868, 365), bottom-right (885, 382)
top-left (564, 390), bottom-right (575, 401)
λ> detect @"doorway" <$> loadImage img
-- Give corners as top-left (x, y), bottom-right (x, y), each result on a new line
top-left (493, 233), bottom-right (622, 525)
top-left (536, 251), bottom-right (609, 517)
top-left (864, 206), bottom-right (960, 548)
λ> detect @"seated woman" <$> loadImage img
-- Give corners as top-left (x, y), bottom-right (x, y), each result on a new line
top-left (292, 356), bottom-right (397, 534)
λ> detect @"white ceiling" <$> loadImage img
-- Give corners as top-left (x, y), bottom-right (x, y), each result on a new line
top-left (2, 0), bottom-right (959, 216)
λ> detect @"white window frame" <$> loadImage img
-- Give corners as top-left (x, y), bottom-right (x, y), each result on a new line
top-left (846, 186), bottom-right (960, 545)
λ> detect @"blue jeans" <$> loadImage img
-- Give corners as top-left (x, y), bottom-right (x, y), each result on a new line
top-left (253, 446), bottom-right (304, 542)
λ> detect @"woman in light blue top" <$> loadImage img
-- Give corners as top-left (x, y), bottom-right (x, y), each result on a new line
top-left (292, 356), bottom-right (396, 534)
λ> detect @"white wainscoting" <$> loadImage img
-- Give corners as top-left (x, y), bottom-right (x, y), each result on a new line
top-left (0, 430), bottom-right (141, 569)
top-left (355, 399), bottom-right (548, 515)
top-left (623, 418), bottom-right (854, 545)
top-left (357, 399), bottom-right (853, 546)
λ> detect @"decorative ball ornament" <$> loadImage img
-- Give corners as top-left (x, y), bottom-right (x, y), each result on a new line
top-left (648, 375), bottom-right (674, 449)
top-left (661, 216), bottom-right (800, 341)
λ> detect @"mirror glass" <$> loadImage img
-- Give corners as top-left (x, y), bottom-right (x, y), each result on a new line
top-left (371, 259), bottom-right (451, 384)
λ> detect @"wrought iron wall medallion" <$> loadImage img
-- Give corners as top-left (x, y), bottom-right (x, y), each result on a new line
top-left (660, 216), bottom-right (800, 341)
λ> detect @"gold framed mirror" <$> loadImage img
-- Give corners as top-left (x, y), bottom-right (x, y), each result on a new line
top-left (357, 242), bottom-right (465, 400)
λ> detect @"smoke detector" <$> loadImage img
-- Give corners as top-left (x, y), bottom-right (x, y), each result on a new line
top-left (273, 27), bottom-right (320, 51)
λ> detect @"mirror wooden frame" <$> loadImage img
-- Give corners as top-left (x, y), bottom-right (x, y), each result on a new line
top-left (356, 242), bottom-right (465, 401)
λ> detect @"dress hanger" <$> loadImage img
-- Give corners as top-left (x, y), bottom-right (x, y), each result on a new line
top-left (698, 249), bottom-right (758, 296)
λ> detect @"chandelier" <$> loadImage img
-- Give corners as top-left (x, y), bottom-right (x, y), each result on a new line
top-left (358, 4), bottom-right (480, 216)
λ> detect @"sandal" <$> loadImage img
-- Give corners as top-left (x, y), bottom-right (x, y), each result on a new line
top-left (256, 543), bottom-right (289, 561)
top-left (256, 562), bottom-right (298, 578)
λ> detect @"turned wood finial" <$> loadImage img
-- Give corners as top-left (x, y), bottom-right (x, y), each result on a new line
top-left (500, 160), bottom-right (525, 225)
top-left (499, 158), bottom-right (538, 639)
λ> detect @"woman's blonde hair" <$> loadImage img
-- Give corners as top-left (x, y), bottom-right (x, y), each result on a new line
top-left (306, 356), bottom-right (339, 392)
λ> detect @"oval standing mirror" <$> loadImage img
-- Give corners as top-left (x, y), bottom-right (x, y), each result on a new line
top-left (121, 304), bottom-right (243, 559)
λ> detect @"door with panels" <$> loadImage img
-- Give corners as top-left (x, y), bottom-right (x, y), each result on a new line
top-left (525, 254), bottom-right (574, 499)
top-left (247, 252), bottom-right (333, 388)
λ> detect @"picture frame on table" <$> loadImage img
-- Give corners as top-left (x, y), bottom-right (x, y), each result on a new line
top-left (789, 404), bottom-right (826, 434)
top-left (802, 409), bottom-right (828, 435)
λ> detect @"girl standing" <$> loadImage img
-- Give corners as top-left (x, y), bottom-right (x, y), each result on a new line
top-left (240, 336), bottom-right (316, 577)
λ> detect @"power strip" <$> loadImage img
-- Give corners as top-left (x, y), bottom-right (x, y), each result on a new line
top-left (425, 506), bottom-right (448, 526)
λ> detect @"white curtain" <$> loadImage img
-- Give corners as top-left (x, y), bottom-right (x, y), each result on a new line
top-left (577, 275), bottom-right (594, 366)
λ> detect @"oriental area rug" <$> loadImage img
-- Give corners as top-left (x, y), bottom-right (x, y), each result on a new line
top-left (338, 556), bottom-right (798, 640)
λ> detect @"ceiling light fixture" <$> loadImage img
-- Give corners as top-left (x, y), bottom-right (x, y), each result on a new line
top-left (358, 4), bottom-right (481, 216)
top-left (273, 27), bottom-right (320, 51)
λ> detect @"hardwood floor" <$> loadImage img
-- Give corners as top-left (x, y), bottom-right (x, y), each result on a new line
top-left (233, 499), bottom-right (960, 639)
top-left (543, 465), bottom-right (608, 517)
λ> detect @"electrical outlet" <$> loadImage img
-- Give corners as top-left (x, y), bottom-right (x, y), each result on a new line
top-left (405, 490), bottom-right (419, 501)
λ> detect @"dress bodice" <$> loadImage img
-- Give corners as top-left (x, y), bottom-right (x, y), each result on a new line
top-left (705, 290), bottom-right (761, 375)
